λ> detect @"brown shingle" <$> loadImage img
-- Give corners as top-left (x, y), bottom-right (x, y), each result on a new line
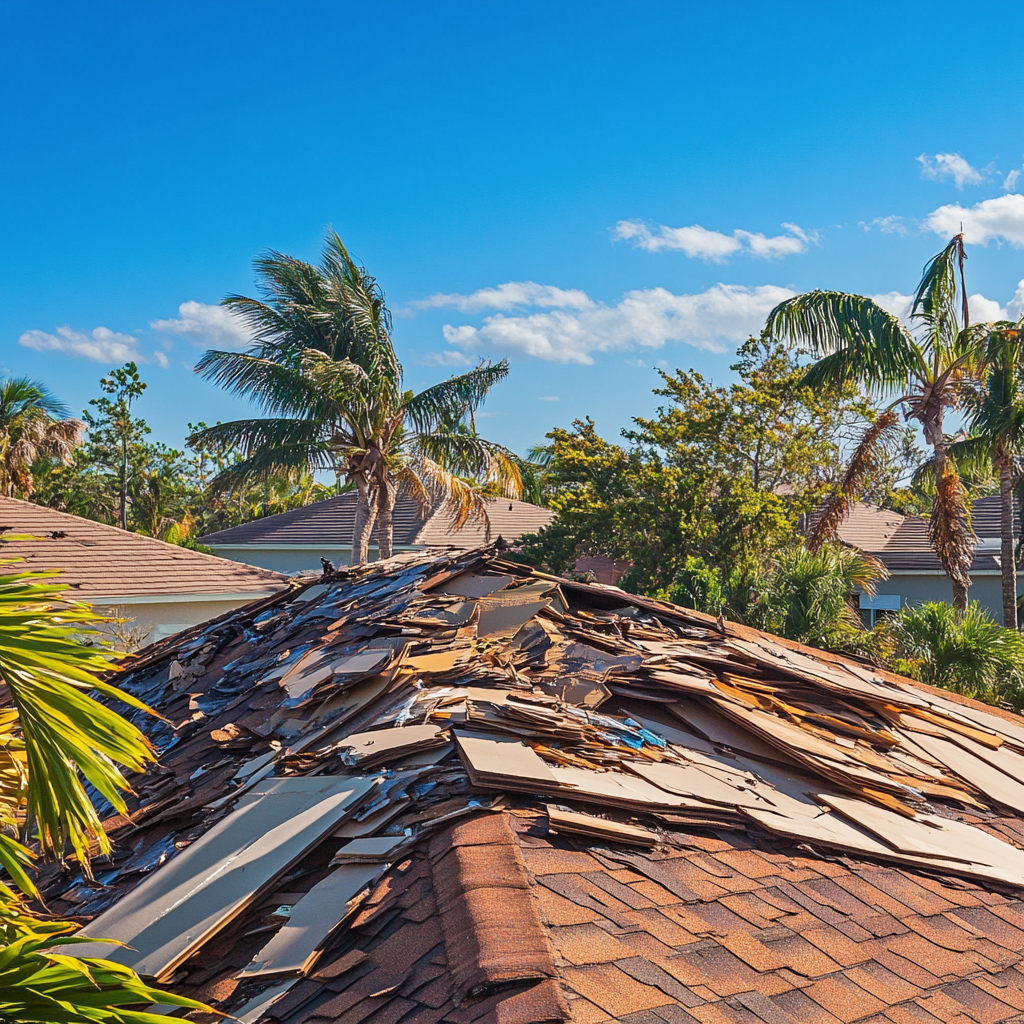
top-left (0, 496), bottom-right (287, 599)
top-left (561, 964), bottom-right (676, 1016)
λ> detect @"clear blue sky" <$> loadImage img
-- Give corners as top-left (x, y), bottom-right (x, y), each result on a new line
top-left (2, 0), bottom-right (1022, 456)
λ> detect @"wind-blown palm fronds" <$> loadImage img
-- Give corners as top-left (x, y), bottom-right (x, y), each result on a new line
top-left (192, 233), bottom-right (521, 563)
top-left (767, 236), bottom-right (988, 612)
top-left (0, 547), bottom-right (209, 1021)
top-left (807, 410), bottom-right (902, 552)
top-left (0, 378), bottom-right (83, 497)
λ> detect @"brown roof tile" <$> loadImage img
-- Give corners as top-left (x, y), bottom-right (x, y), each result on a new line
top-left (0, 496), bottom-right (288, 599)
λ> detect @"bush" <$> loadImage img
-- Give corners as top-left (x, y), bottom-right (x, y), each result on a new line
top-left (883, 601), bottom-right (1024, 709)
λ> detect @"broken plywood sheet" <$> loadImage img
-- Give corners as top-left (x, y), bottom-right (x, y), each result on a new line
top-left (668, 699), bottom-right (800, 765)
top-left (904, 731), bottom-right (1024, 815)
top-left (334, 724), bottom-right (446, 769)
top-left (434, 572), bottom-right (514, 598)
top-left (241, 863), bottom-right (382, 977)
top-left (331, 835), bottom-right (407, 863)
top-left (73, 775), bottom-right (376, 980)
top-left (624, 758), bottom-right (779, 811)
top-left (477, 600), bottom-right (550, 638)
top-left (453, 729), bottom-right (558, 790)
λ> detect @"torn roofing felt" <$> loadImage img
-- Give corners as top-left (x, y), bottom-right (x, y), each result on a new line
top-left (36, 548), bottom-right (1024, 1024)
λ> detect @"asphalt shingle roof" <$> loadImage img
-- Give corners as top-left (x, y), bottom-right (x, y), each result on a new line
top-left (199, 491), bottom-right (554, 550)
top-left (0, 496), bottom-right (289, 599)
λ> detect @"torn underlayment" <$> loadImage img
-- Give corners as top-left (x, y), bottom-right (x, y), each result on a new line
top-left (36, 548), bottom-right (1024, 1023)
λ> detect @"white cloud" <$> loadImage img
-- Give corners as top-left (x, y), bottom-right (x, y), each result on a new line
top-left (870, 292), bottom-right (914, 320)
top-left (439, 283), bottom-right (794, 365)
top-left (612, 220), bottom-right (813, 261)
top-left (859, 215), bottom-right (907, 236)
top-left (152, 350), bottom-right (170, 369)
top-left (917, 152), bottom-right (984, 189)
top-left (410, 282), bottom-right (593, 313)
top-left (150, 301), bottom-right (251, 349)
top-left (925, 193), bottom-right (1024, 247)
top-left (538, 395), bottom-right (560, 401)
top-left (19, 325), bottom-right (142, 363)
top-left (871, 286), bottom-right (1021, 325)
top-left (1008, 280), bottom-right (1024, 322)
top-left (1004, 168), bottom-right (1021, 192)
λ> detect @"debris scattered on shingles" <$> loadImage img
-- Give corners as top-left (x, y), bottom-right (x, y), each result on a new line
top-left (40, 546), bottom-right (1024, 1022)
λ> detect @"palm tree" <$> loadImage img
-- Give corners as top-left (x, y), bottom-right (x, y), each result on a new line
top-left (0, 377), bottom-right (83, 497)
top-left (189, 234), bottom-right (522, 563)
top-left (767, 235), bottom-right (988, 612)
top-left (945, 317), bottom-right (1024, 628)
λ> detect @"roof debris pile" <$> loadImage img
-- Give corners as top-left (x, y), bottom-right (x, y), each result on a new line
top-left (37, 548), bottom-right (1024, 1023)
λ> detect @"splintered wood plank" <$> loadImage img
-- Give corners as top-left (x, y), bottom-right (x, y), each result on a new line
top-left (546, 805), bottom-right (657, 846)
top-left (72, 775), bottom-right (377, 980)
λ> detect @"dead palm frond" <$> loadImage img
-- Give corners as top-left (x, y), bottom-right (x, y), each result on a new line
top-left (807, 409), bottom-right (902, 552)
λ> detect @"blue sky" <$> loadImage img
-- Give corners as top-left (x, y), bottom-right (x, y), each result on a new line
top-left (1, 0), bottom-right (1022, 457)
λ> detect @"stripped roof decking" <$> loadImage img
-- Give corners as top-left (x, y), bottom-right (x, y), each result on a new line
top-left (0, 496), bottom-right (289, 599)
top-left (37, 547), bottom-right (1024, 1023)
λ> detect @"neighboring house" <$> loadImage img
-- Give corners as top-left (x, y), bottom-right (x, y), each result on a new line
top-left (0, 497), bottom-right (289, 643)
top-left (831, 496), bottom-right (1015, 625)
top-left (200, 489), bottom-right (556, 573)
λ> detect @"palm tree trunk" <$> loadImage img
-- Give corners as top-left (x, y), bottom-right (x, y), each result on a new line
top-left (1000, 452), bottom-right (1018, 629)
top-left (351, 477), bottom-right (377, 565)
top-left (376, 479), bottom-right (396, 560)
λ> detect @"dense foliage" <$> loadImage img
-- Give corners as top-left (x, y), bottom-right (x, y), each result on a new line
top-left (511, 335), bottom-right (919, 594)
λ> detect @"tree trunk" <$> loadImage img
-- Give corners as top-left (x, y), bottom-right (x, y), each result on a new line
top-left (1000, 452), bottom-right (1018, 629)
top-left (119, 444), bottom-right (128, 531)
top-left (351, 477), bottom-right (377, 565)
top-left (376, 479), bottom-right (396, 560)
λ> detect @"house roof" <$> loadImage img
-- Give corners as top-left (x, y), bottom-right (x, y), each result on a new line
top-left (41, 548), bottom-right (1024, 1024)
top-left (833, 500), bottom-right (1007, 574)
top-left (199, 491), bottom-right (555, 550)
top-left (0, 497), bottom-right (289, 601)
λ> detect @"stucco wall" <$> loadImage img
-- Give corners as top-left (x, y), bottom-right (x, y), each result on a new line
top-left (871, 573), bottom-right (1007, 624)
top-left (92, 595), bottom-right (277, 646)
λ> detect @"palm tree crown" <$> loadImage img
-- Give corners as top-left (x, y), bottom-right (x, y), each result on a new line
top-left (190, 234), bottom-right (522, 562)
top-left (0, 377), bottom-right (83, 497)
top-left (767, 235), bottom-right (990, 611)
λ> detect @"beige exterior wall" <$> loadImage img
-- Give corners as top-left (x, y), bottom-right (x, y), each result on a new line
top-left (91, 593), bottom-right (280, 646)
top-left (207, 544), bottom-right (419, 575)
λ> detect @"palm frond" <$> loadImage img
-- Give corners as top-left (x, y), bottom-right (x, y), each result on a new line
top-left (766, 292), bottom-right (921, 391)
top-left (193, 351), bottom-right (329, 417)
top-left (0, 565), bottom-right (157, 866)
top-left (807, 410), bottom-right (902, 552)
top-left (0, 378), bottom-right (72, 423)
top-left (911, 235), bottom-right (966, 348)
top-left (929, 464), bottom-right (975, 589)
top-left (402, 361), bottom-right (510, 434)
top-left (413, 432), bottom-right (523, 497)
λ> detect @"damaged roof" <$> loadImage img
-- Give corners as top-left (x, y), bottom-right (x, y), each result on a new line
top-left (41, 548), bottom-right (1024, 1024)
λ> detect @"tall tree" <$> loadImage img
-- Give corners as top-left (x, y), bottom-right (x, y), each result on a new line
top-left (190, 233), bottom-right (521, 563)
top-left (82, 363), bottom-right (150, 530)
top-left (767, 235), bottom-right (987, 612)
top-left (946, 317), bottom-right (1024, 628)
top-left (0, 377), bottom-right (82, 497)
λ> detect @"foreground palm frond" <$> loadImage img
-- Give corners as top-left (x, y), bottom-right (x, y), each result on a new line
top-left (0, 922), bottom-right (206, 1024)
top-left (0, 559), bottom-right (156, 865)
